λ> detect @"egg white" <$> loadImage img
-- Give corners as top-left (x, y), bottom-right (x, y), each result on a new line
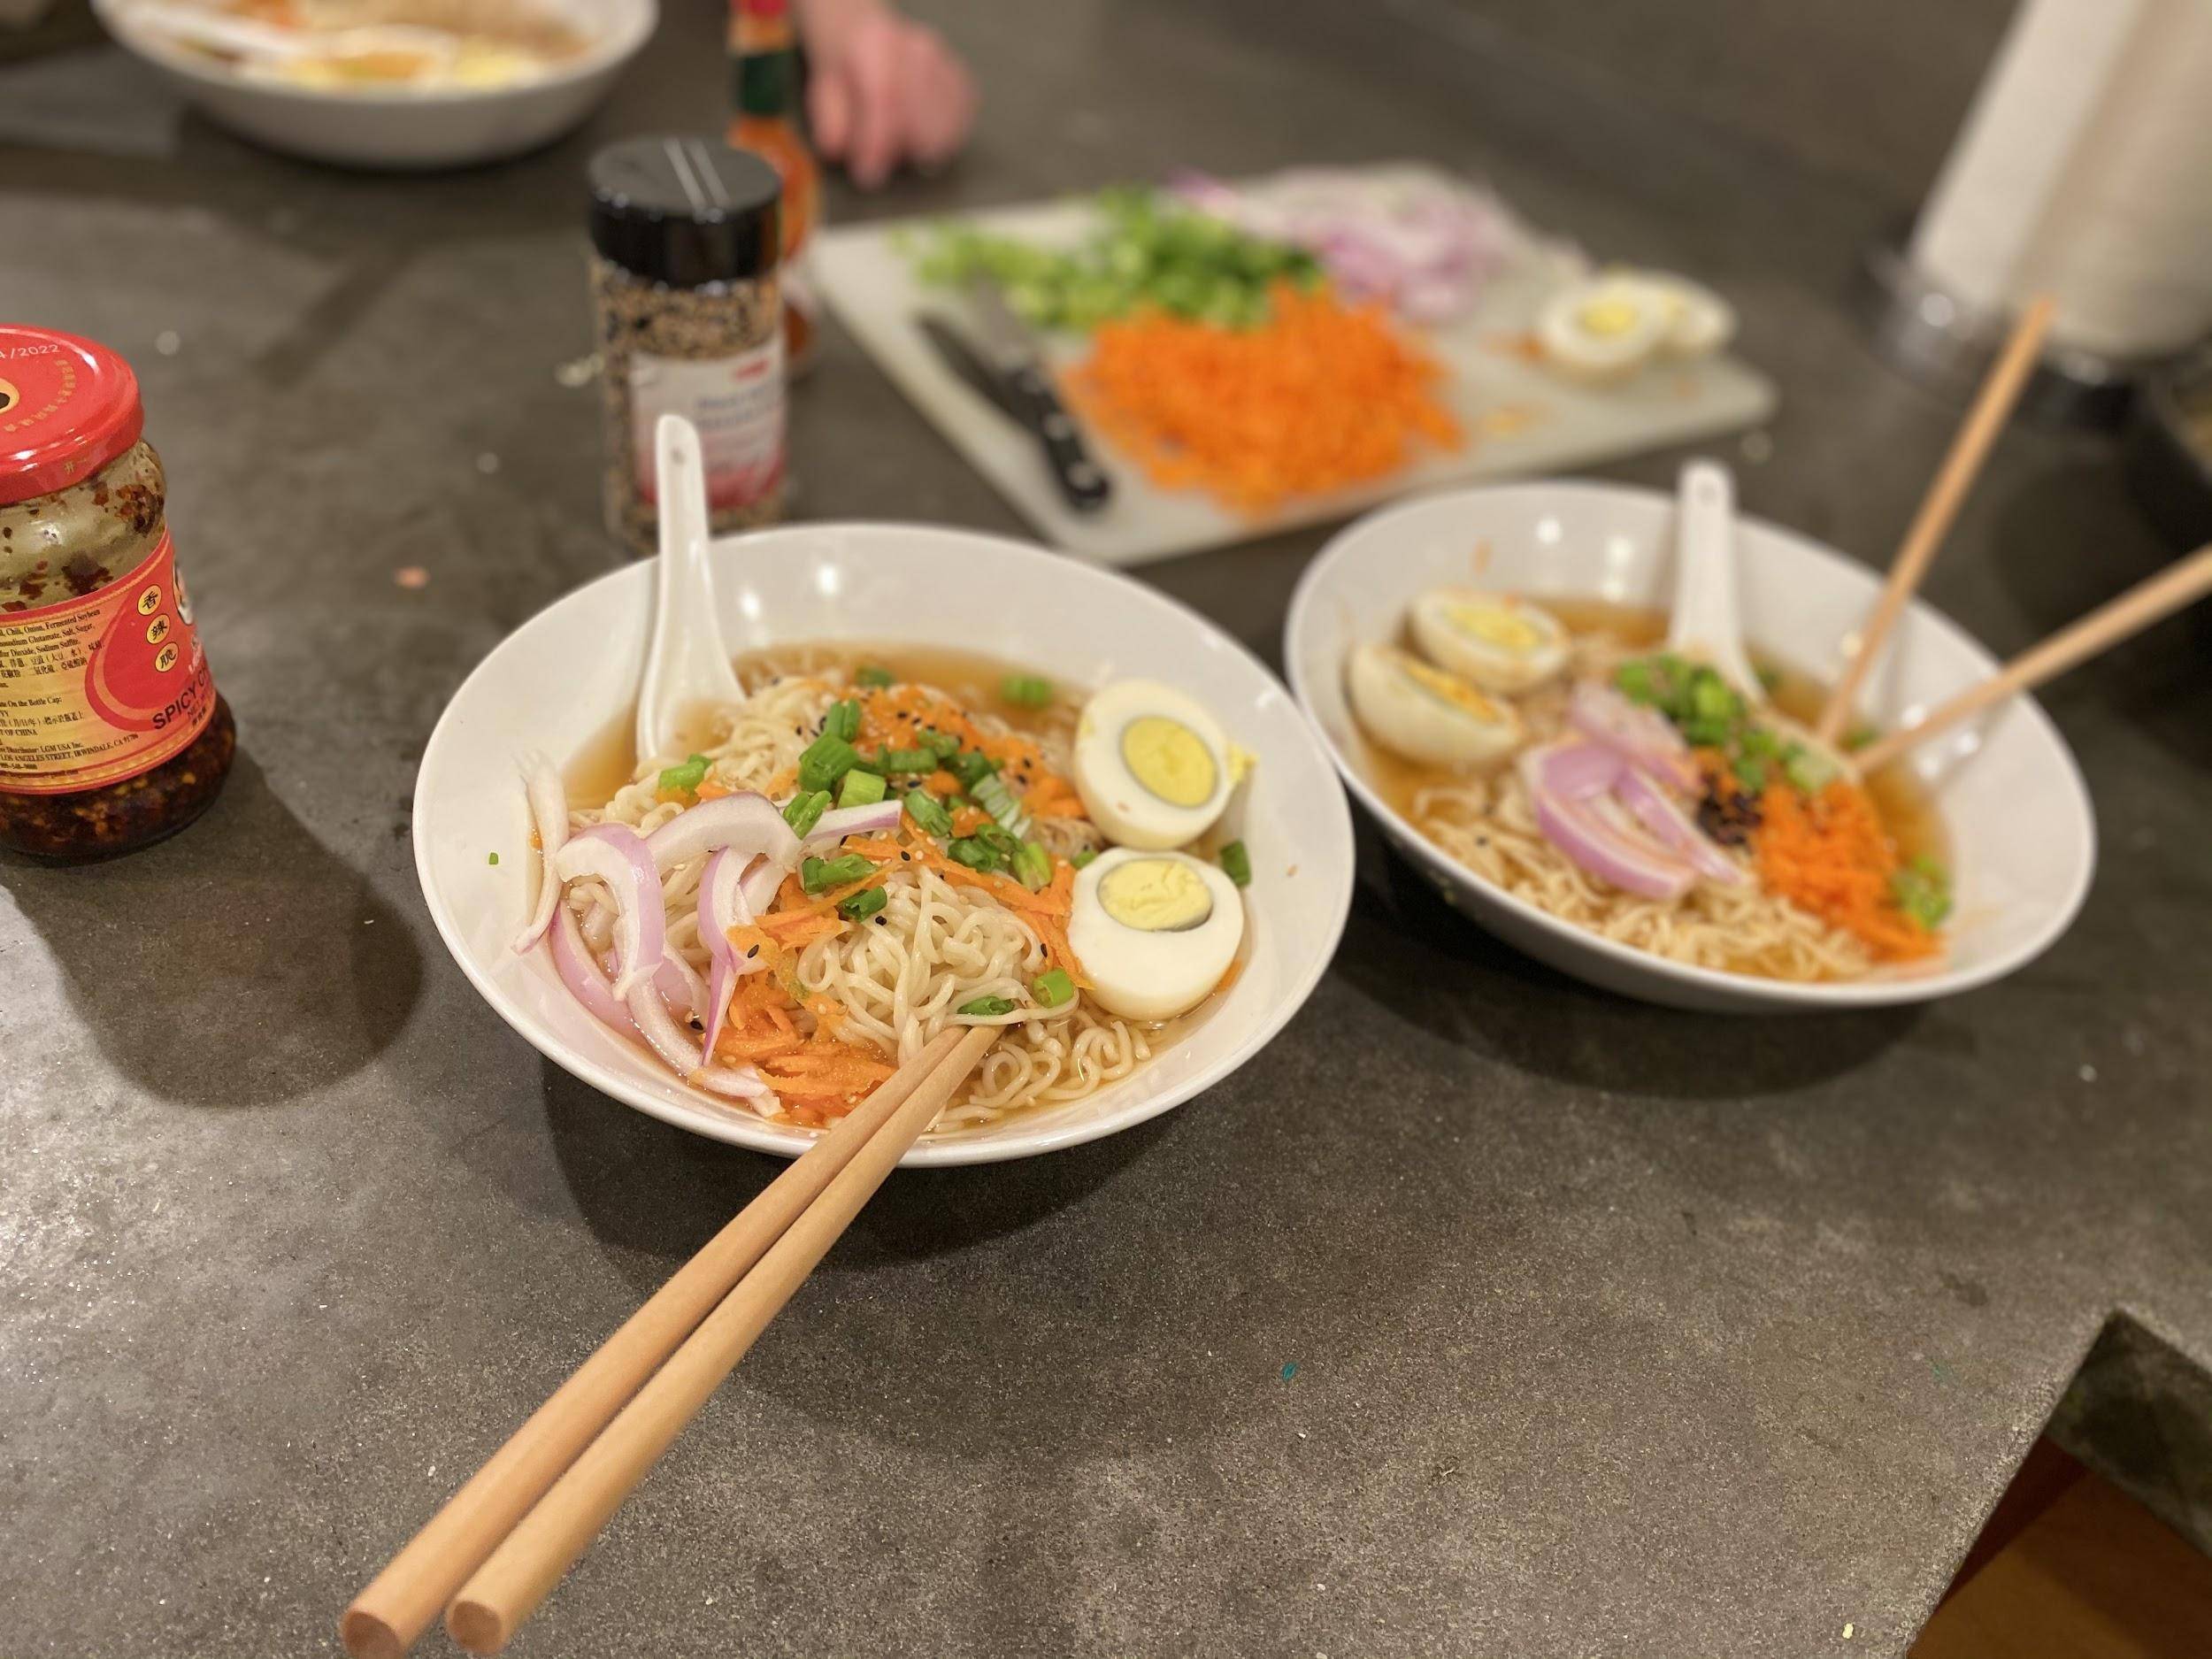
top-left (1347, 642), bottom-right (1525, 767)
top-left (1071, 680), bottom-right (1236, 850)
top-left (1536, 276), bottom-right (1668, 381)
top-left (1409, 588), bottom-right (1569, 694)
top-left (1068, 848), bottom-right (1245, 1021)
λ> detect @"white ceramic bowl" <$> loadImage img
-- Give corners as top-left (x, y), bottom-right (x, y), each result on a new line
top-left (94, 0), bottom-right (654, 169)
top-left (416, 524), bottom-right (1355, 1164)
top-left (1285, 482), bottom-right (2096, 1012)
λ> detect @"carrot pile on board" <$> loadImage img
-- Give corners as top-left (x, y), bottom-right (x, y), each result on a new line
top-left (1066, 284), bottom-right (1463, 516)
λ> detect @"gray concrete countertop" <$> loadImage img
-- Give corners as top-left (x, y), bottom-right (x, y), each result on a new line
top-left (4, 3), bottom-right (2208, 1655)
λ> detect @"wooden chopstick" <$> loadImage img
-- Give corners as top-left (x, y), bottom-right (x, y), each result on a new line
top-left (443, 1024), bottom-right (998, 1655)
top-left (1814, 296), bottom-right (2057, 745)
top-left (340, 1027), bottom-right (972, 1659)
top-left (1854, 544), bottom-right (2212, 774)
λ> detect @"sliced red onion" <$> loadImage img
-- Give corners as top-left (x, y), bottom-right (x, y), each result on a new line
top-left (1616, 765), bottom-right (1745, 885)
top-left (1569, 681), bottom-right (1701, 794)
top-left (740, 852), bottom-right (786, 918)
top-left (511, 754), bottom-right (571, 955)
top-left (550, 908), bottom-right (632, 1031)
top-left (696, 848), bottom-right (764, 1060)
top-left (803, 799), bottom-right (904, 849)
top-left (624, 982), bottom-right (774, 1101)
top-left (1523, 742), bottom-right (1694, 901)
top-left (550, 824), bottom-right (664, 1001)
top-left (655, 949), bottom-right (708, 1019)
top-left (1534, 737), bottom-right (1624, 800)
top-left (643, 791), bottom-right (800, 877)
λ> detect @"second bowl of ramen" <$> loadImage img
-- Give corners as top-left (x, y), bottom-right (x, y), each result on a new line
top-left (1285, 481), bottom-right (2095, 1011)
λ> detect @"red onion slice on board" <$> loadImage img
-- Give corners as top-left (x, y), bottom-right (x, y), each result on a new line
top-left (550, 824), bottom-right (665, 1000)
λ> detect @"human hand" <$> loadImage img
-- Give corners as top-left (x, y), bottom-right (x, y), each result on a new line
top-left (800, 0), bottom-right (976, 189)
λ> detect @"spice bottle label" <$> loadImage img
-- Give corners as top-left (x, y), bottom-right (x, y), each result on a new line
top-left (0, 531), bottom-right (218, 795)
top-left (628, 340), bottom-right (786, 512)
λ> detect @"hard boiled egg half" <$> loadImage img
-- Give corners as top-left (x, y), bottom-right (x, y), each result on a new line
top-left (1071, 680), bottom-right (1238, 850)
top-left (1536, 276), bottom-right (1669, 381)
top-left (1068, 848), bottom-right (1245, 1020)
top-left (1347, 642), bottom-right (1524, 767)
top-left (1408, 588), bottom-right (1569, 694)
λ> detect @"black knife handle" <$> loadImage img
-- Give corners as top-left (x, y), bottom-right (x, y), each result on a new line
top-left (1002, 363), bottom-right (1113, 514)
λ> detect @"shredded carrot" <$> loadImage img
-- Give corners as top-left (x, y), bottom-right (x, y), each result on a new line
top-left (950, 804), bottom-right (990, 837)
top-left (1066, 284), bottom-right (1463, 517)
top-left (695, 777), bottom-right (736, 802)
top-left (1755, 780), bottom-right (1938, 962)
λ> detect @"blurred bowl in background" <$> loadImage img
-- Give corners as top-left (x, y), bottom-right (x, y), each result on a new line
top-left (91, 0), bottom-right (655, 169)
top-left (2125, 351), bottom-right (2212, 552)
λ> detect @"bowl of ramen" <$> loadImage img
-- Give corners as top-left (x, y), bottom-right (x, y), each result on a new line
top-left (1285, 482), bottom-right (2096, 1011)
top-left (95, 0), bottom-right (653, 168)
top-left (414, 523), bottom-right (1354, 1164)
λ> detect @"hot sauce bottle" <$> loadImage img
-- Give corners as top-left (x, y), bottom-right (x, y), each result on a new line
top-left (727, 0), bottom-right (819, 374)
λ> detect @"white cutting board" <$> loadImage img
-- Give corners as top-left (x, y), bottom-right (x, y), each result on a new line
top-left (813, 165), bottom-right (1778, 566)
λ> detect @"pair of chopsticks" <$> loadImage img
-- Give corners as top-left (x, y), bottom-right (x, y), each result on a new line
top-left (1813, 295), bottom-right (2212, 765)
top-left (342, 1025), bottom-right (996, 1658)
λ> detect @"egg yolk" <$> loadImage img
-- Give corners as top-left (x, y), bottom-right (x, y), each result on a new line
top-left (1576, 298), bottom-right (1644, 337)
top-left (1400, 656), bottom-right (1501, 720)
top-left (1443, 603), bottom-right (1544, 653)
top-left (1098, 858), bottom-right (1215, 933)
top-left (1120, 716), bottom-right (1218, 808)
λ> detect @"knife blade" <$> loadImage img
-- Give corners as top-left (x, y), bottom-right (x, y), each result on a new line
top-left (917, 312), bottom-right (1024, 426)
top-left (963, 277), bottom-right (1114, 514)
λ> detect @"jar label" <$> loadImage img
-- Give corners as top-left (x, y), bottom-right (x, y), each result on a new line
top-left (0, 531), bottom-right (218, 795)
top-left (628, 341), bottom-right (786, 512)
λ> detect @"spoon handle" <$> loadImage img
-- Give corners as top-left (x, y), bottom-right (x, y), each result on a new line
top-left (1663, 459), bottom-right (1761, 700)
top-left (634, 416), bottom-right (742, 762)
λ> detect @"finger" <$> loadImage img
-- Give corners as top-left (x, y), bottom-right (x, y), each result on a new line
top-left (905, 37), bottom-right (974, 167)
top-left (844, 21), bottom-right (903, 188)
top-left (808, 65), bottom-right (854, 158)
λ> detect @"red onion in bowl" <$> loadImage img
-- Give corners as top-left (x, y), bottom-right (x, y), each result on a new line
top-left (550, 908), bottom-right (632, 1031)
top-left (804, 800), bottom-right (904, 848)
top-left (1616, 766), bottom-right (1744, 885)
top-left (624, 982), bottom-right (774, 1102)
top-left (510, 754), bottom-right (570, 955)
top-left (1522, 741), bottom-right (1694, 901)
top-left (1569, 681), bottom-right (1701, 794)
top-left (697, 847), bottom-right (765, 1059)
top-left (550, 824), bottom-right (664, 1000)
top-left (644, 792), bottom-right (800, 876)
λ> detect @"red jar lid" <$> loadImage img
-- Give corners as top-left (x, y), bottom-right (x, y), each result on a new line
top-left (0, 326), bottom-right (146, 507)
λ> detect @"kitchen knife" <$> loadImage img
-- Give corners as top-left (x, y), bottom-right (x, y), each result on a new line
top-left (964, 277), bottom-right (1113, 514)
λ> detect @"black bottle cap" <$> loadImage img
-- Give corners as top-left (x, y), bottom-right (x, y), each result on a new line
top-left (588, 136), bottom-right (782, 288)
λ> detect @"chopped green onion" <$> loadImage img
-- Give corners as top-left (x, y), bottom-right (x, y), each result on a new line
top-left (946, 835), bottom-right (1007, 875)
top-left (1733, 756), bottom-right (1769, 795)
top-left (854, 665), bottom-right (895, 689)
top-left (957, 995), bottom-right (1017, 1018)
top-left (1000, 673), bottom-right (1054, 709)
top-left (972, 772), bottom-right (1031, 837)
top-left (949, 749), bottom-right (998, 790)
top-left (1614, 659), bottom-right (1661, 706)
top-left (1890, 856), bottom-right (1952, 930)
top-left (1070, 848), bottom-right (1097, 870)
top-left (1011, 840), bottom-right (1053, 891)
top-left (918, 727), bottom-right (961, 762)
top-left (1218, 840), bottom-right (1251, 887)
top-left (783, 789), bottom-right (831, 837)
top-left (797, 733), bottom-right (862, 794)
top-left (1755, 662), bottom-right (1783, 694)
top-left (1031, 968), bottom-right (1075, 1008)
top-left (902, 789), bottom-right (953, 838)
top-left (824, 700), bottom-right (862, 742)
top-left (1844, 722), bottom-right (1879, 752)
top-left (839, 886), bottom-right (888, 922)
top-left (1782, 743), bottom-right (1837, 795)
top-left (876, 746), bottom-right (939, 774)
top-left (801, 851), bottom-right (873, 895)
top-left (488, 851), bottom-right (500, 865)
top-left (838, 769), bottom-right (887, 809)
top-left (657, 753), bottom-right (710, 795)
